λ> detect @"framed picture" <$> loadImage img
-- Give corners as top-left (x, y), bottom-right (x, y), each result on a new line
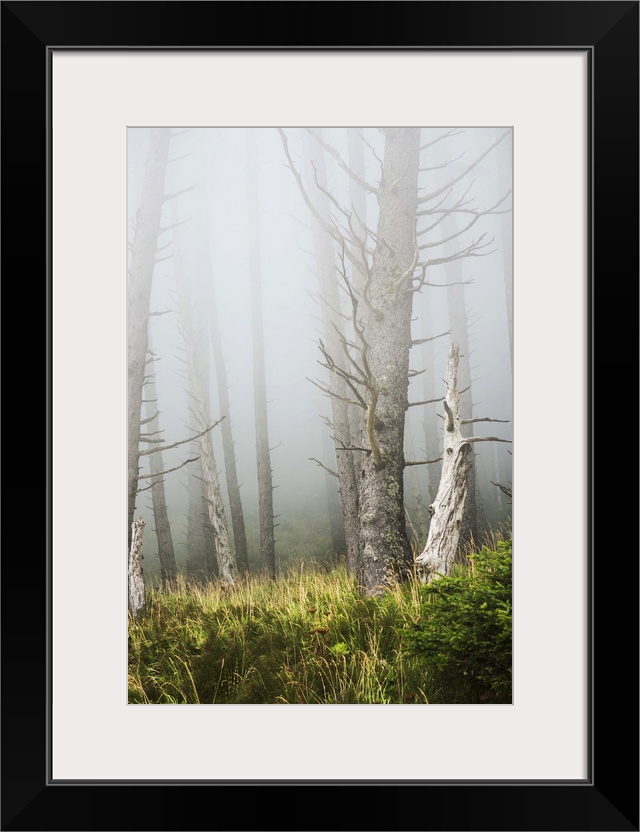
top-left (2, 2), bottom-right (637, 830)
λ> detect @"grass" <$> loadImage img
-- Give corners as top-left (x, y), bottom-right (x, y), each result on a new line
top-left (129, 528), bottom-right (512, 705)
top-left (128, 562), bottom-right (432, 704)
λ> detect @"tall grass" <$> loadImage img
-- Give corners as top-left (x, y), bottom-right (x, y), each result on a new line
top-left (128, 563), bottom-right (430, 704)
top-left (129, 527), bottom-right (512, 705)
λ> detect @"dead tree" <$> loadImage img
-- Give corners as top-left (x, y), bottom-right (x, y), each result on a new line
top-left (247, 130), bottom-right (276, 579)
top-left (194, 137), bottom-right (249, 573)
top-left (177, 284), bottom-right (236, 584)
top-left (142, 334), bottom-right (177, 584)
top-left (128, 518), bottom-right (146, 617)
top-left (281, 127), bottom-right (511, 596)
top-left (416, 343), bottom-right (511, 581)
top-left (303, 128), bottom-right (359, 576)
top-left (128, 128), bottom-right (171, 542)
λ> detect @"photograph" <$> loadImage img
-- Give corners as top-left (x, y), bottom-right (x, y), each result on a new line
top-left (127, 125), bottom-right (513, 705)
top-left (2, 0), bottom-right (636, 827)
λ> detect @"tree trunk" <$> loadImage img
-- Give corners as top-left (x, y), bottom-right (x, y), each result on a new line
top-left (128, 518), bottom-right (146, 617)
top-left (420, 294), bottom-right (443, 505)
top-left (443, 215), bottom-right (479, 551)
top-left (416, 345), bottom-right (472, 580)
top-left (303, 129), bottom-right (359, 576)
top-left (143, 335), bottom-right (177, 585)
top-left (194, 142), bottom-right (249, 574)
top-left (496, 128), bottom-right (513, 371)
top-left (321, 427), bottom-right (346, 557)
top-left (358, 127), bottom-right (421, 595)
top-left (178, 283), bottom-right (236, 585)
top-left (127, 128), bottom-right (171, 543)
top-left (186, 456), bottom-right (208, 581)
top-left (404, 415), bottom-right (429, 547)
top-left (247, 130), bottom-right (276, 579)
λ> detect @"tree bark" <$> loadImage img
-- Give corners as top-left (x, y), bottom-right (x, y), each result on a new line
top-left (194, 142), bottom-right (249, 574)
top-left (178, 284), bottom-right (236, 585)
top-left (443, 215), bottom-right (480, 551)
top-left (186, 456), bottom-right (208, 581)
top-left (247, 130), bottom-right (276, 579)
top-left (358, 127), bottom-right (421, 595)
top-left (142, 335), bottom-right (177, 585)
top-left (128, 518), bottom-right (146, 617)
top-left (496, 128), bottom-right (513, 372)
top-left (404, 415), bottom-right (429, 547)
top-left (420, 294), bottom-right (443, 505)
top-left (127, 128), bottom-right (171, 543)
top-left (416, 344), bottom-right (472, 580)
top-left (303, 129), bottom-right (359, 576)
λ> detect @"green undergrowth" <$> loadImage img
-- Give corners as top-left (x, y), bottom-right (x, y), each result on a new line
top-left (129, 564), bottom-right (430, 704)
top-left (129, 537), bottom-right (512, 705)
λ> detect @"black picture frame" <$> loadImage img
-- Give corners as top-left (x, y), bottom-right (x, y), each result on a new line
top-left (2, 2), bottom-right (638, 830)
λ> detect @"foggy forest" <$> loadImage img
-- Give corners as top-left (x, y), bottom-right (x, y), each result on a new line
top-left (128, 126), bottom-right (513, 705)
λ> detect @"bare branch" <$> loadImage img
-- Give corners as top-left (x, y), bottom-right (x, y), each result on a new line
top-left (309, 458), bottom-right (339, 478)
top-left (149, 309), bottom-right (172, 317)
top-left (306, 128), bottom-right (377, 193)
top-left (158, 217), bottom-right (192, 235)
top-left (418, 130), bottom-right (510, 204)
top-left (404, 457), bottom-right (444, 466)
top-left (461, 417), bottom-right (510, 425)
top-left (335, 441), bottom-right (372, 454)
top-left (306, 376), bottom-right (366, 409)
top-left (420, 128), bottom-right (464, 151)
top-left (140, 411), bottom-right (159, 426)
top-left (162, 185), bottom-right (196, 203)
top-left (419, 152), bottom-right (465, 172)
top-left (407, 396), bottom-right (445, 407)
top-left (419, 191), bottom-right (512, 249)
top-left (491, 481), bottom-right (513, 499)
top-left (422, 233), bottom-right (495, 268)
top-left (138, 419), bottom-right (223, 456)
top-left (465, 436), bottom-right (512, 444)
top-left (136, 456), bottom-right (200, 481)
top-left (411, 329), bottom-right (451, 346)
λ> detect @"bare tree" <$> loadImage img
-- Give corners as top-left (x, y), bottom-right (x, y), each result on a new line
top-left (280, 127), bottom-right (511, 596)
top-left (247, 130), bottom-right (276, 579)
top-left (195, 137), bottom-right (249, 573)
top-left (142, 334), bottom-right (177, 585)
top-left (416, 343), bottom-right (510, 580)
top-left (128, 518), bottom-right (146, 617)
top-left (127, 128), bottom-right (171, 541)
top-left (303, 129), bottom-right (360, 576)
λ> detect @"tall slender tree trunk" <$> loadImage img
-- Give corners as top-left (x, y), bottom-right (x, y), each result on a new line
top-left (358, 127), bottom-right (421, 595)
top-left (127, 127), bottom-right (171, 543)
top-left (303, 129), bottom-right (359, 576)
top-left (404, 415), bottom-right (429, 546)
top-left (195, 140), bottom-right (249, 573)
top-left (143, 334), bottom-right (177, 584)
top-left (496, 128), bottom-right (513, 371)
top-left (420, 294), bottom-right (443, 505)
top-left (178, 282), bottom-right (236, 585)
top-left (171, 193), bottom-right (236, 584)
top-left (443, 215), bottom-right (479, 551)
top-left (186, 456), bottom-right (209, 581)
top-left (321, 426), bottom-right (346, 557)
top-left (247, 130), bottom-right (276, 579)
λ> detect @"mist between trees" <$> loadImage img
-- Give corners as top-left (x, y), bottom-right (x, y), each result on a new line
top-left (127, 126), bottom-right (513, 612)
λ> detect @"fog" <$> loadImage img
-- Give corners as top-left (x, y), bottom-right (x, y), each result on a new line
top-left (128, 126), bottom-right (512, 578)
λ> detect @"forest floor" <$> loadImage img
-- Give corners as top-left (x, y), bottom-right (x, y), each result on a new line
top-left (129, 530), bottom-right (511, 705)
top-left (129, 563), bottom-right (430, 704)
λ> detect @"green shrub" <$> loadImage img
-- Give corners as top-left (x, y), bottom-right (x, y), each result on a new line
top-left (406, 539), bottom-right (512, 703)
